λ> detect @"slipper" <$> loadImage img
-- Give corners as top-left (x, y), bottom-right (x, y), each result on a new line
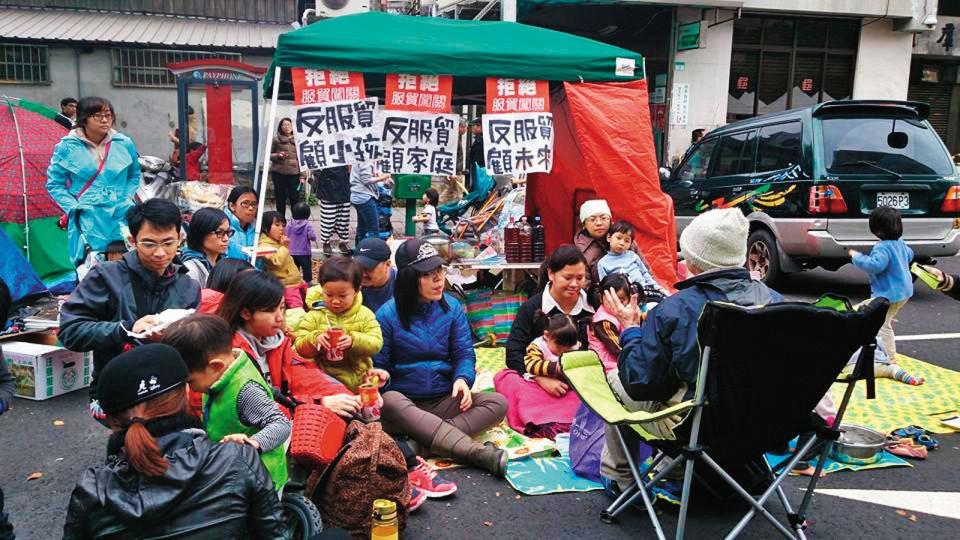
top-left (891, 426), bottom-right (939, 450)
top-left (884, 437), bottom-right (928, 459)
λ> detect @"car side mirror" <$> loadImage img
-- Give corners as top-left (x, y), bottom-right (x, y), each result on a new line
top-left (887, 131), bottom-right (908, 149)
top-left (659, 167), bottom-right (672, 182)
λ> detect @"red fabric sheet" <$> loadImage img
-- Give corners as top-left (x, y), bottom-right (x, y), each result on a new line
top-left (526, 80), bottom-right (678, 286)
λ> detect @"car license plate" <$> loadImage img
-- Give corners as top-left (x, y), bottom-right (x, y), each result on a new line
top-left (877, 192), bottom-right (909, 209)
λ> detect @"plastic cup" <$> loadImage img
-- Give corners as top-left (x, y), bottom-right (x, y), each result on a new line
top-left (359, 383), bottom-right (379, 407)
top-left (325, 327), bottom-right (344, 361)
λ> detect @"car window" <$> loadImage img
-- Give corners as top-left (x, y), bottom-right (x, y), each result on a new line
top-left (821, 116), bottom-right (954, 175)
top-left (678, 138), bottom-right (717, 181)
top-left (756, 121), bottom-right (802, 172)
top-left (711, 131), bottom-right (754, 177)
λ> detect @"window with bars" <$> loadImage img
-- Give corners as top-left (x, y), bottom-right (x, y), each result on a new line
top-left (0, 43), bottom-right (49, 84)
top-left (111, 48), bottom-right (242, 88)
top-left (728, 17), bottom-right (859, 122)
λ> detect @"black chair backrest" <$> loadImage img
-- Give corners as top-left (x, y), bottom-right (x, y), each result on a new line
top-left (680, 298), bottom-right (889, 458)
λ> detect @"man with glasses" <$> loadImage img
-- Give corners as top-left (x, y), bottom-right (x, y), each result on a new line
top-left (59, 199), bottom-right (200, 424)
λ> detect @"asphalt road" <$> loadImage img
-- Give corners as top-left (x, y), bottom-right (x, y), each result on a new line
top-left (2, 257), bottom-right (958, 539)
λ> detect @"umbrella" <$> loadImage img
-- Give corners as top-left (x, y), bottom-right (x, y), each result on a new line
top-left (0, 95), bottom-right (75, 291)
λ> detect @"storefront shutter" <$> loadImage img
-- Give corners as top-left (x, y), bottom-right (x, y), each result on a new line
top-left (908, 82), bottom-right (953, 141)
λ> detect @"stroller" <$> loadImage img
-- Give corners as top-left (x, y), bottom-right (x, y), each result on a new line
top-left (438, 165), bottom-right (497, 234)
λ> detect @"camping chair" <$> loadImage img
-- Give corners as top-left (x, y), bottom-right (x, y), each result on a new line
top-left (438, 164), bottom-right (496, 233)
top-left (561, 297), bottom-right (888, 540)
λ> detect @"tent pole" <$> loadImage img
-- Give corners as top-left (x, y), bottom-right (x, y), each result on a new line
top-left (501, 0), bottom-right (517, 21)
top-left (250, 66), bottom-right (282, 266)
top-left (3, 96), bottom-right (31, 262)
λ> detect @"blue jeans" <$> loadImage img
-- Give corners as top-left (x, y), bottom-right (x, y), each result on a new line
top-left (352, 197), bottom-right (379, 246)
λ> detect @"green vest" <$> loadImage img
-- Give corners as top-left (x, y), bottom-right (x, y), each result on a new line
top-left (203, 352), bottom-right (288, 491)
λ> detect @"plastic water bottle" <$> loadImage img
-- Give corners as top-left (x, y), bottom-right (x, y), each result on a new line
top-left (371, 499), bottom-right (398, 540)
top-left (532, 215), bottom-right (545, 262)
top-left (518, 216), bottom-right (533, 263)
top-left (504, 216), bottom-right (520, 263)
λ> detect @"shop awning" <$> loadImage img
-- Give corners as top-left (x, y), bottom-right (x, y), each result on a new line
top-left (0, 7), bottom-right (288, 50)
top-left (266, 11), bottom-right (644, 94)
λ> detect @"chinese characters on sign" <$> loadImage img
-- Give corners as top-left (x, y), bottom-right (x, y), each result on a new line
top-left (800, 78), bottom-right (814, 92)
top-left (291, 68), bottom-right (366, 105)
top-left (377, 111), bottom-right (458, 175)
top-left (481, 112), bottom-right (554, 175)
top-left (485, 78), bottom-right (549, 113)
top-left (736, 76), bottom-right (749, 91)
top-left (385, 74), bottom-right (453, 113)
top-left (293, 97), bottom-right (381, 170)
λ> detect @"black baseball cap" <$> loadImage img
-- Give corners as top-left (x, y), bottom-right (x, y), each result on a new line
top-left (355, 237), bottom-right (391, 270)
top-left (97, 344), bottom-right (188, 415)
top-left (395, 239), bottom-right (444, 273)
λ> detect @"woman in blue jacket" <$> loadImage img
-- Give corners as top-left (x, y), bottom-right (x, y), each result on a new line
top-left (225, 186), bottom-right (259, 260)
top-left (46, 97), bottom-right (141, 264)
top-left (375, 239), bottom-right (508, 476)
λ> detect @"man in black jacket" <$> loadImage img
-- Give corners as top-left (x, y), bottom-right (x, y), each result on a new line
top-left (58, 198), bottom-right (200, 422)
top-left (466, 118), bottom-right (485, 192)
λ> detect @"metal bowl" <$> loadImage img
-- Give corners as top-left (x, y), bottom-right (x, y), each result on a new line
top-left (829, 424), bottom-right (886, 465)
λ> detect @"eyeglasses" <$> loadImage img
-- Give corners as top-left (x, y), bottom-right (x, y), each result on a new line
top-left (586, 215), bottom-right (611, 224)
top-left (422, 266), bottom-right (447, 280)
top-left (237, 201), bottom-right (257, 209)
top-left (92, 112), bottom-right (114, 122)
top-left (136, 239), bottom-right (179, 253)
top-left (210, 229), bottom-right (236, 239)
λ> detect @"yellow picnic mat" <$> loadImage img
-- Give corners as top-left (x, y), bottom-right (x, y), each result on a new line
top-left (831, 356), bottom-right (960, 435)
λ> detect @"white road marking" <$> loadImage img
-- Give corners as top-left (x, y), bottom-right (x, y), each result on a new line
top-left (895, 333), bottom-right (960, 342)
top-left (817, 489), bottom-right (960, 520)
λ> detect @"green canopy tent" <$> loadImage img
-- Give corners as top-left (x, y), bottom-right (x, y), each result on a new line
top-left (256, 12), bottom-right (678, 285)
top-left (264, 11), bottom-right (645, 101)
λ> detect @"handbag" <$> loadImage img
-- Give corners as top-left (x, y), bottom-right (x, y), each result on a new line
top-left (57, 140), bottom-right (113, 230)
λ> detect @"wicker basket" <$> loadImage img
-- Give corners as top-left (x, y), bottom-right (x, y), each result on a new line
top-left (289, 403), bottom-right (347, 469)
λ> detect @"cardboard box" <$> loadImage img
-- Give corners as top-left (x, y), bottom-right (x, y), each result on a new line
top-left (2, 341), bottom-right (93, 400)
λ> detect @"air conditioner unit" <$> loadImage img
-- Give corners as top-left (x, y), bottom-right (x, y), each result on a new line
top-left (313, 0), bottom-right (370, 19)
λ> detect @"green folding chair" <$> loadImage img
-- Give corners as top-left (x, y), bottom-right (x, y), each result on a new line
top-left (561, 297), bottom-right (888, 540)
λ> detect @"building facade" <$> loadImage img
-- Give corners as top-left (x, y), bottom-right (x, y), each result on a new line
top-left (0, 0), bottom-right (294, 165)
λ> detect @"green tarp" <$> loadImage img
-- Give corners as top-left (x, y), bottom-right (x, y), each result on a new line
top-left (266, 12), bottom-right (643, 94)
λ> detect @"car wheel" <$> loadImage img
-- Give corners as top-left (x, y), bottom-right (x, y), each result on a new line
top-left (746, 229), bottom-right (781, 285)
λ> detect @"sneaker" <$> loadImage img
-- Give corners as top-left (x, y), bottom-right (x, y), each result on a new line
top-left (651, 478), bottom-right (682, 506)
top-left (410, 456), bottom-right (458, 498)
top-left (322, 242), bottom-right (333, 256)
top-left (337, 241), bottom-right (352, 255)
top-left (408, 486), bottom-right (427, 512)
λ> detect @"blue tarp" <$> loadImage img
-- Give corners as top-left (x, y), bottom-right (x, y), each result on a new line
top-left (0, 227), bottom-right (47, 305)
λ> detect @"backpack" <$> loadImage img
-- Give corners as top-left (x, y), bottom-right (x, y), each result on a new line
top-left (307, 420), bottom-right (409, 538)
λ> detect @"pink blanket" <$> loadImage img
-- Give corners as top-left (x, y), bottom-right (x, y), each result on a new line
top-left (494, 369), bottom-right (582, 439)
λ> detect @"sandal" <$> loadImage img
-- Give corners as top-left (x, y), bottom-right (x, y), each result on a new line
top-left (884, 437), bottom-right (928, 459)
top-left (891, 425), bottom-right (939, 450)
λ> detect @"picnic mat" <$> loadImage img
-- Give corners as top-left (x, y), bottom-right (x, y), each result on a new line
top-left (831, 356), bottom-right (960, 435)
top-left (427, 421), bottom-right (557, 471)
top-left (766, 439), bottom-right (911, 475)
top-left (506, 434), bottom-right (604, 495)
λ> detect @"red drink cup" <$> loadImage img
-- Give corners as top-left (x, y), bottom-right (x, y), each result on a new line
top-left (325, 327), bottom-right (344, 361)
top-left (359, 383), bottom-right (379, 407)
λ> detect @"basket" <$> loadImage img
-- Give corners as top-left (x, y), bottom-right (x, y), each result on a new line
top-left (289, 403), bottom-right (347, 469)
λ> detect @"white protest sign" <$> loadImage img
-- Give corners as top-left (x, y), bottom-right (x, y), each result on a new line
top-left (293, 97), bottom-right (381, 170)
top-left (481, 112), bottom-right (554, 175)
top-left (376, 111), bottom-right (459, 176)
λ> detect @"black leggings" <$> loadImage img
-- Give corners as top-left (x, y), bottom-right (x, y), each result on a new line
top-left (292, 255), bottom-right (313, 285)
top-left (273, 172), bottom-right (300, 219)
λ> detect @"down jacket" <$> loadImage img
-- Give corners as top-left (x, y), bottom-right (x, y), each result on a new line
top-left (618, 268), bottom-right (782, 403)
top-left (294, 292), bottom-right (383, 392)
top-left (374, 294), bottom-right (476, 400)
top-left (63, 415), bottom-right (284, 539)
top-left (58, 250), bottom-right (200, 399)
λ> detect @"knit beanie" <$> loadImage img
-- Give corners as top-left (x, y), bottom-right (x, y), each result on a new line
top-left (579, 199), bottom-right (612, 223)
top-left (97, 344), bottom-right (189, 415)
top-left (679, 209), bottom-right (749, 273)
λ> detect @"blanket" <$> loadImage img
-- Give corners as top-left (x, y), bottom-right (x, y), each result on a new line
top-left (494, 368), bottom-right (582, 439)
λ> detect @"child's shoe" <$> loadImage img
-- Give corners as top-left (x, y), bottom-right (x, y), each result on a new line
top-left (409, 456), bottom-right (458, 498)
top-left (408, 486), bottom-right (427, 512)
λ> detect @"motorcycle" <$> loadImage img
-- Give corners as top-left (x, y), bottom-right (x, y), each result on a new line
top-left (136, 155), bottom-right (173, 203)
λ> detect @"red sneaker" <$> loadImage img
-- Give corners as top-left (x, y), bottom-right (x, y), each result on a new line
top-left (409, 456), bottom-right (458, 498)
top-left (408, 486), bottom-right (427, 512)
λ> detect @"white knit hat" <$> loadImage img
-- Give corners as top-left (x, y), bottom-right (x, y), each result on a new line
top-left (579, 199), bottom-right (612, 223)
top-left (679, 209), bottom-right (749, 272)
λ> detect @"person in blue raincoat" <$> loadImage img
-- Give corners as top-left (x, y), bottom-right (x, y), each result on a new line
top-left (225, 185), bottom-right (259, 260)
top-left (46, 96), bottom-right (141, 264)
